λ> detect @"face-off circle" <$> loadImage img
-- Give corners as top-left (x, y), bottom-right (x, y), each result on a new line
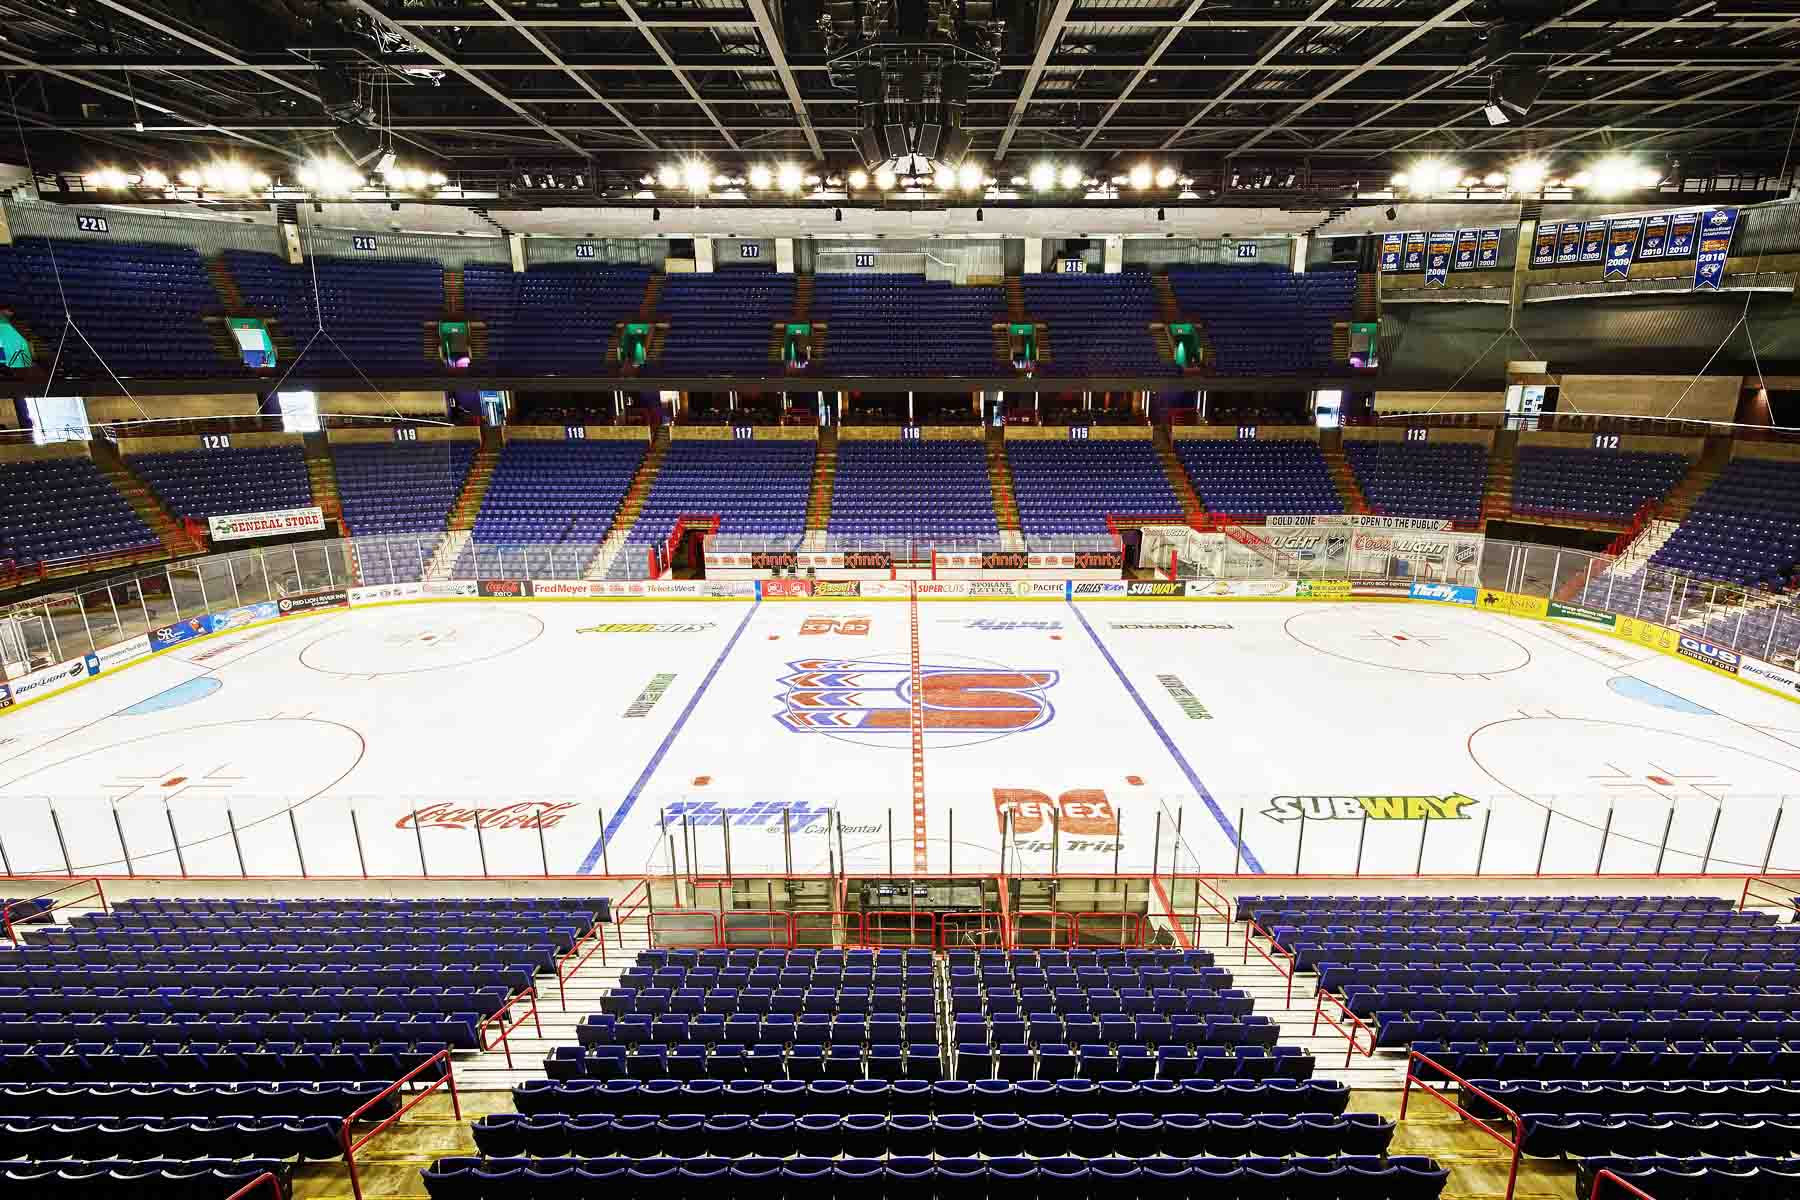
top-left (1283, 606), bottom-right (1531, 677)
top-left (1468, 716), bottom-right (1800, 868)
top-left (0, 718), bottom-right (366, 873)
top-left (300, 608), bottom-right (545, 677)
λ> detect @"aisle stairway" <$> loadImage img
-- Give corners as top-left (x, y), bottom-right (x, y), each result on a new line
top-left (1479, 432), bottom-right (1517, 525)
top-left (793, 275), bottom-right (813, 321)
top-left (1154, 429), bottom-right (1203, 517)
top-left (305, 437), bottom-right (345, 530)
top-left (987, 430), bottom-right (1021, 533)
top-left (91, 447), bottom-right (195, 560)
top-left (585, 435), bottom-right (667, 576)
top-left (1004, 276), bottom-right (1026, 322)
top-left (637, 275), bottom-right (664, 321)
top-left (1322, 444), bottom-right (1371, 514)
top-left (444, 269), bottom-right (464, 317)
top-left (448, 443), bottom-right (500, 531)
top-left (806, 428), bottom-right (837, 530)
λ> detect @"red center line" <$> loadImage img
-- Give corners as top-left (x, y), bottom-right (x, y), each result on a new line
top-left (909, 588), bottom-right (927, 871)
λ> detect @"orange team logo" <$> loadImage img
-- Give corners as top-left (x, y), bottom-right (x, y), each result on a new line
top-left (993, 788), bottom-right (1120, 835)
top-left (775, 658), bottom-right (1057, 733)
top-left (800, 617), bottom-right (870, 636)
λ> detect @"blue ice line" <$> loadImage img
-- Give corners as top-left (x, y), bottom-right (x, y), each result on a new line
top-left (1066, 598), bottom-right (1265, 873)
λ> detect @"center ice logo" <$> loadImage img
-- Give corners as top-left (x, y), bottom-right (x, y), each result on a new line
top-left (775, 658), bottom-right (1058, 735)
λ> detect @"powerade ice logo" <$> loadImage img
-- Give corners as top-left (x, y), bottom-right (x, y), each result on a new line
top-left (1261, 793), bottom-right (1479, 822)
top-left (775, 658), bottom-right (1057, 736)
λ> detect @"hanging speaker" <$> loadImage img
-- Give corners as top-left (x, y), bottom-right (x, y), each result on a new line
top-left (917, 121), bottom-right (942, 159)
top-left (855, 125), bottom-right (885, 166)
top-left (936, 127), bottom-right (971, 167)
top-left (941, 63), bottom-right (969, 107)
top-left (856, 63), bottom-right (885, 107)
top-left (883, 121), bottom-right (910, 157)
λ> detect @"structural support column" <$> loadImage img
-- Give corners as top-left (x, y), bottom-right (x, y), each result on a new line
top-left (1510, 219), bottom-right (1535, 324)
top-left (509, 234), bottom-right (527, 273)
top-left (695, 238), bottom-right (715, 273)
top-left (776, 238), bottom-right (795, 273)
top-left (1023, 237), bottom-right (1043, 273)
top-left (1103, 235), bottom-right (1124, 273)
top-left (1291, 234), bottom-right (1309, 274)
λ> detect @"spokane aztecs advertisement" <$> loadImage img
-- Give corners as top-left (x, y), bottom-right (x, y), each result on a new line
top-left (1692, 207), bottom-right (1738, 291)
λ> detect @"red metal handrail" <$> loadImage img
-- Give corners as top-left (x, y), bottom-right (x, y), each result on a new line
top-left (793, 909), bottom-right (865, 948)
top-left (341, 1048), bottom-right (459, 1200)
top-left (477, 985), bottom-right (543, 1070)
top-left (555, 921), bottom-right (609, 1010)
top-left (1311, 987), bottom-right (1378, 1069)
top-left (864, 909), bottom-right (938, 948)
top-left (1400, 1050), bottom-right (1524, 1200)
top-left (223, 1170), bottom-right (284, 1200)
top-left (1240, 917), bottom-right (1297, 1008)
top-left (1007, 909), bottom-right (1074, 948)
top-left (1739, 874), bottom-right (1800, 913)
top-left (1591, 1168), bottom-right (1659, 1200)
top-left (2, 876), bottom-right (107, 944)
top-left (1074, 910), bottom-right (1148, 948)
top-left (720, 909), bottom-right (798, 948)
top-left (939, 911), bottom-right (1004, 948)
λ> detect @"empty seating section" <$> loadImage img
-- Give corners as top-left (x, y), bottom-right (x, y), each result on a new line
top-left (464, 264), bottom-right (649, 373)
top-left (657, 273), bottom-right (794, 374)
top-left (1019, 275), bottom-right (1175, 377)
top-left (438, 943), bottom-right (1441, 1200)
top-left (1651, 457), bottom-right (1800, 589)
top-left (333, 442), bottom-right (475, 536)
top-left (811, 274), bottom-right (1003, 375)
top-left (1513, 448), bottom-right (1687, 521)
top-left (470, 439), bottom-right (645, 546)
top-left (1240, 892), bottom-right (1800, 1196)
top-left (128, 447), bottom-right (312, 520)
top-left (0, 896), bottom-right (603, 1195)
top-left (827, 441), bottom-right (997, 543)
top-left (1345, 442), bottom-right (1486, 523)
top-left (1007, 442), bottom-right (1179, 540)
top-left (1166, 268), bottom-right (1353, 376)
top-left (625, 440), bottom-right (814, 552)
top-left (1178, 439), bottom-right (1341, 517)
top-left (0, 237), bottom-right (222, 376)
top-left (945, 949), bottom-right (1313, 1084)
top-left (0, 457), bottom-right (157, 566)
top-left (225, 251), bottom-right (443, 373)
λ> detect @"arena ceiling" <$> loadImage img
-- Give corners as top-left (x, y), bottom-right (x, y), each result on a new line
top-left (3, 0), bottom-right (1800, 206)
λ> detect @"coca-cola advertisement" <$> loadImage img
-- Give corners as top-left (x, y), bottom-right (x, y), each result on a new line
top-left (476, 579), bottom-right (534, 598)
top-left (396, 800), bottom-right (577, 830)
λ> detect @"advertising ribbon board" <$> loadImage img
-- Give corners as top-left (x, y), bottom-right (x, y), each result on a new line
top-left (1693, 207), bottom-right (1738, 291)
top-left (1604, 217), bottom-right (1643, 281)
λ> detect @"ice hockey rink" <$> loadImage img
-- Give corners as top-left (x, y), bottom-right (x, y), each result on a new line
top-left (2, 596), bottom-right (1798, 880)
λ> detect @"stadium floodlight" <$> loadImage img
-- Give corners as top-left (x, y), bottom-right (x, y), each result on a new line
top-left (777, 163), bottom-right (804, 193)
top-left (874, 166), bottom-right (898, 190)
top-left (958, 162), bottom-right (983, 191)
top-left (429, 171), bottom-right (447, 188)
top-left (1638, 167), bottom-right (1663, 188)
top-left (658, 165), bottom-right (681, 188)
top-left (933, 165), bottom-right (956, 191)
top-left (179, 168), bottom-right (202, 187)
top-left (683, 160), bottom-right (712, 192)
top-left (1389, 172), bottom-right (1409, 188)
top-left (1588, 156), bottom-right (1636, 196)
top-left (1128, 162), bottom-right (1153, 189)
top-left (1507, 159), bottom-right (1547, 193)
top-left (1155, 166), bottom-right (1177, 188)
top-left (748, 165), bottom-right (773, 189)
top-left (1029, 161), bottom-right (1056, 191)
top-left (92, 167), bottom-right (129, 190)
top-left (141, 169), bottom-right (168, 190)
top-left (1059, 164), bottom-right (1082, 189)
top-left (1483, 172), bottom-right (1505, 187)
top-left (848, 169), bottom-right (869, 189)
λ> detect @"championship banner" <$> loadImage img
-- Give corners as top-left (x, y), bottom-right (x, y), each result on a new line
top-left (1532, 222), bottom-right (1560, 267)
top-left (1604, 217), bottom-right (1643, 281)
top-left (208, 505), bottom-right (325, 542)
top-left (1666, 211), bottom-right (1700, 258)
top-left (1693, 207), bottom-right (1738, 291)
top-left (1379, 233), bottom-right (1404, 274)
top-left (1452, 229), bottom-right (1480, 272)
top-left (1423, 231), bottom-right (1456, 287)
top-left (1401, 232), bottom-right (1427, 273)
top-left (1639, 213), bottom-right (1670, 259)
top-left (1556, 222), bottom-right (1583, 264)
top-left (1578, 220), bottom-right (1608, 265)
top-left (1477, 228), bottom-right (1502, 270)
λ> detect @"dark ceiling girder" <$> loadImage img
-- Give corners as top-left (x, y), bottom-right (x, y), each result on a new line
top-left (996, 0), bottom-right (1078, 159)
top-left (478, 0), bottom-right (658, 151)
top-left (1078, 0), bottom-right (1206, 151)
top-left (1156, 0), bottom-right (1336, 152)
top-left (743, 0), bottom-right (824, 159)
top-left (613, 0), bottom-right (741, 151)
